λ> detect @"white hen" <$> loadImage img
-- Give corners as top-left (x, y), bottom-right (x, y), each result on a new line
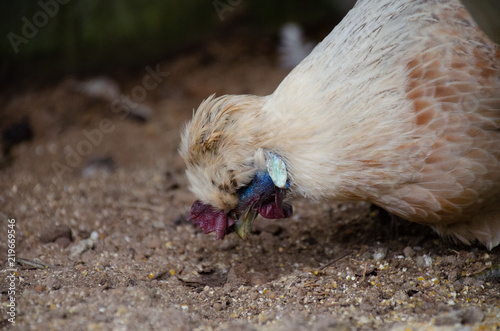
top-left (180, 0), bottom-right (500, 248)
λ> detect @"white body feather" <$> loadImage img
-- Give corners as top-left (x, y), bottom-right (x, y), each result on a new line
top-left (181, 0), bottom-right (500, 248)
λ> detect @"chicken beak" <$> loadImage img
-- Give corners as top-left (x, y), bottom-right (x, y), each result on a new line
top-left (234, 204), bottom-right (258, 240)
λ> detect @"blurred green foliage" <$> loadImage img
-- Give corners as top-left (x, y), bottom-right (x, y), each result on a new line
top-left (1, 1), bottom-right (216, 81)
top-left (2, 0), bottom-right (498, 87)
top-left (1, 0), bottom-right (343, 85)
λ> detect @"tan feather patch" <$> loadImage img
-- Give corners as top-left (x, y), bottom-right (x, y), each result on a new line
top-left (201, 131), bottom-right (225, 152)
top-left (399, 2), bottom-right (500, 229)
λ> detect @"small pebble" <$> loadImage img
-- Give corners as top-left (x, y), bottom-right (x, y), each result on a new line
top-left (223, 283), bottom-right (232, 294)
top-left (226, 264), bottom-right (249, 285)
top-left (448, 270), bottom-right (459, 282)
top-left (55, 236), bottom-right (72, 249)
top-left (461, 306), bottom-right (484, 324)
top-left (360, 251), bottom-right (372, 261)
top-left (40, 225), bottom-right (72, 243)
top-left (443, 255), bottom-right (457, 264)
top-left (46, 278), bottom-right (61, 291)
top-left (250, 273), bottom-right (268, 286)
top-left (403, 246), bottom-right (415, 258)
top-left (70, 236), bottom-right (97, 258)
top-left (416, 255), bottom-right (432, 267)
top-left (146, 237), bottom-right (161, 250)
top-left (373, 247), bottom-right (387, 261)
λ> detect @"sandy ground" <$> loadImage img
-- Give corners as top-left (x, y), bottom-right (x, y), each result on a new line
top-left (1, 33), bottom-right (500, 331)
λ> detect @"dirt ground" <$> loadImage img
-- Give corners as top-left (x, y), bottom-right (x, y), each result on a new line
top-left (1, 32), bottom-right (500, 331)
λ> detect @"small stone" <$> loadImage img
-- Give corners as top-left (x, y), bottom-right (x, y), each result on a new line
top-left (127, 248), bottom-right (136, 259)
top-left (79, 230), bottom-right (91, 239)
top-left (416, 255), bottom-right (432, 267)
top-left (35, 284), bottom-right (45, 292)
top-left (373, 247), bottom-right (387, 261)
top-left (448, 270), bottom-right (459, 282)
top-left (250, 292), bottom-right (258, 300)
top-left (360, 251), bottom-right (372, 261)
top-left (213, 303), bottom-right (222, 311)
top-left (443, 255), bottom-right (457, 264)
top-left (70, 236), bottom-right (97, 258)
top-left (46, 278), bottom-right (61, 291)
top-left (392, 290), bottom-right (407, 303)
top-left (223, 283), bottom-right (232, 294)
top-left (250, 272), bottom-right (268, 286)
top-left (267, 291), bottom-right (277, 300)
top-left (226, 264), bottom-right (249, 285)
top-left (150, 288), bottom-right (161, 299)
top-left (152, 221), bottom-right (167, 229)
top-left (55, 236), bottom-right (72, 249)
top-left (461, 306), bottom-right (484, 325)
top-left (81, 249), bottom-right (97, 263)
top-left (296, 288), bottom-right (306, 301)
top-left (403, 246), bottom-right (415, 258)
top-left (40, 225), bottom-right (72, 243)
top-left (146, 237), bottom-right (161, 250)
top-left (82, 156), bottom-right (115, 178)
top-left (203, 286), bottom-right (210, 294)
top-left (462, 277), bottom-right (483, 287)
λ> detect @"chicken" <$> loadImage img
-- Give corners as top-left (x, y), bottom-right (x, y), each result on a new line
top-left (180, 0), bottom-right (500, 249)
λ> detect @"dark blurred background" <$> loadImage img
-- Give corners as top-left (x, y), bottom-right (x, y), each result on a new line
top-left (0, 0), bottom-right (357, 89)
top-left (0, 0), bottom-right (360, 169)
top-left (2, 0), bottom-right (499, 90)
top-left (0, 0), bottom-right (499, 162)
